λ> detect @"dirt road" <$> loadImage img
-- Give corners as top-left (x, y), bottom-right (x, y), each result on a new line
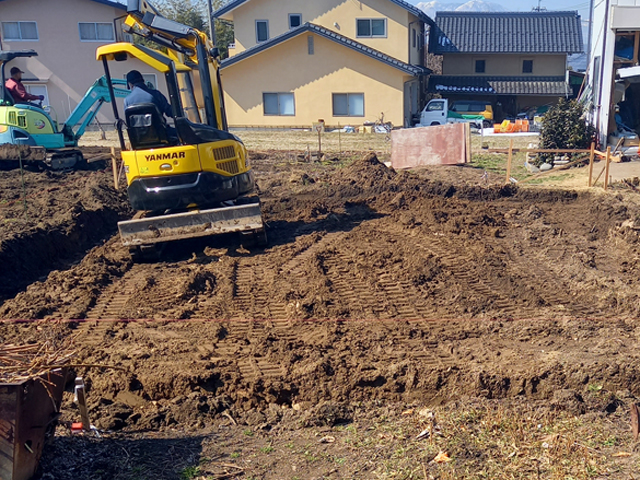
top-left (2, 151), bottom-right (640, 478)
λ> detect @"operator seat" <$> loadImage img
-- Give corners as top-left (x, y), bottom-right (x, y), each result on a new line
top-left (125, 103), bottom-right (177, 150)
top-left (1, 86), bottom-right (15, 106)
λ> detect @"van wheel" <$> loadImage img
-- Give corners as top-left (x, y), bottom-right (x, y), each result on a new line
top-left (483, 120), bottom-right (492, 129)
top-left (430, 122), bottom-right (440, 126)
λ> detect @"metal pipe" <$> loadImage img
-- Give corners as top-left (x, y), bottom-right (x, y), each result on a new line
top-left (196, 39), bottom-right (218, 129)
top-left (206, 0), bottom-right (216, 44)
top-left (216, 67), bottom-right (228, 131)
top-left (595, 0), bottom-right (610, 141)
top-left (102, 57), bottom-right (126, 151)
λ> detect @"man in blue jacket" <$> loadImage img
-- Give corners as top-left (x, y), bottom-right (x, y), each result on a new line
top-left (124, 70), bottom-right (172, 118)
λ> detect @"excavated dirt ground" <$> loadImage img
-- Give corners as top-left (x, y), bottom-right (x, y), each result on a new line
top-left (3, 150), bottom-right (640, 478)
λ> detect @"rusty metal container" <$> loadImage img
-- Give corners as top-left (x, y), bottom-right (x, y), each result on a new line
top-left (0, 369), bottom-right (67, 480)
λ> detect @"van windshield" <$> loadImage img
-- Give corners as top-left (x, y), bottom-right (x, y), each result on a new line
top-left (452, 102), bottom-right (485, 113)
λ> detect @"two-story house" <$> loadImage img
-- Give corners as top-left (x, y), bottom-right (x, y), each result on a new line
top-left (428, 12), bottom-right (583, 120)
top-left (585, 0), bottom-right (640, 147)
top-left (213, 0), bottom-right (432, 128)
top-left (0, 0), bottom-right (162, 123)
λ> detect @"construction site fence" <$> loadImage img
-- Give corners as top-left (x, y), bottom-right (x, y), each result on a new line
top-left (484, 142), bottom-right (615, 191)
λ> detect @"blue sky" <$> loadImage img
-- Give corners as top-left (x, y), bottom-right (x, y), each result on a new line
top-left (407, 0), bottom-right (591, 23)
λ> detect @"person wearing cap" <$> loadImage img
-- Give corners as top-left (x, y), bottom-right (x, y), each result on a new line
top-left (5, 67), bottom-right (44, 106)
top-left (124, 70), bottom-right (172, 119)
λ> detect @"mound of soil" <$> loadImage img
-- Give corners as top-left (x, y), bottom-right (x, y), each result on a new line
top-left (0, 151), bottom-right (130, 302)
top-left (2, 150), bottom-right (640, 478)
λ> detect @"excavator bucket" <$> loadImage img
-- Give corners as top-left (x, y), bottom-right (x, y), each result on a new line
top-left (118, 199), bottom-right (265, 246)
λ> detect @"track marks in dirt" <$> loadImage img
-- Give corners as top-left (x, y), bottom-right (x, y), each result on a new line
top-left (84, 264), bottom-right (180, 320)
top-left (85, 267), bottom-right (138, 320)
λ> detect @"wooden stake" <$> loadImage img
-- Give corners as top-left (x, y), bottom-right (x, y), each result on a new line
top-left (75, 377), bottom-right (91, 431)
top-left (465, 122), bottom-right (471, 163)
top-left (338, 122), bottom-right (341, 154)
top-left (18, 150), bottom-right (27, 219)
top-left (505, 138), bottom-right (514, 184)
top-left (110, 146), bottom-right (118, 190)
top-left (316, 125), bottom-right (322, 155)
top-left (588, 142), bottom-right (595, 187)
top-left (604, 146), bottom-right (611, 191)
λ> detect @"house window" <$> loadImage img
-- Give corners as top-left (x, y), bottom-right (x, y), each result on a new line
top-left (475, 60), bottom-right (486, 73)
top-left (593, 56), bottom-right (601, 104)
top-left (79, 22), bottom-right (115, 41)
top-left (356, 19), bottom-right (386, 38)
top-left (256, 20), bottom-right (269, 43)
top-left (263, 93), bottom-right (295, 116)
top-left (333, 93), bottom-right (364, 117)
top-left (308, 36), bottom-right (314, 55)
top-left (289, 14), bottom-right (302, 29)
top-left (522, 60), bottom-right (534, 73)
top-left (2, 21), bottom-right (38, 41)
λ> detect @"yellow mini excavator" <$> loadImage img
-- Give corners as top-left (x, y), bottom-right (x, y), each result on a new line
top-left (97, 0), bottom-right (265, 260)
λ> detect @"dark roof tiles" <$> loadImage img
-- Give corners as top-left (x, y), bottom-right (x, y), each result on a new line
top-left (428, 75), bottom-right (571, 95)
top-left (431, 12), bottom-right (583, 54)
top-left (214, 0), bottom-right (433, 24)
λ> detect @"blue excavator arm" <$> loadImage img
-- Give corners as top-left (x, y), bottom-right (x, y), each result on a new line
top-left (61, 76), bottom-right (131, 146)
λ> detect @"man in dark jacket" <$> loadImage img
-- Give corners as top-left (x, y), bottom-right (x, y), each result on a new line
top-left (124, 70), bottom-right (172, 118)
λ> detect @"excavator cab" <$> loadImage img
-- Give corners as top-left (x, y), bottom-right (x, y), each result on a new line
top-left (97, 1), bottom-right (266, 259)
top-left (0, 48), bottom-right (132, 169)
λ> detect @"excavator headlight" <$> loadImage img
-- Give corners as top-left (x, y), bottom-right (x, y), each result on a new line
top-left (0, 125), bottom-right (8, 133)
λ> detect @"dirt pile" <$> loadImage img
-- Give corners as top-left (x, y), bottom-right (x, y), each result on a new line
top-left (0, 157), bottom-right (130, 302)
top-left (3, 151), bottom-right (640, 320)
top-left (2, 150), bottom-right (640, 478)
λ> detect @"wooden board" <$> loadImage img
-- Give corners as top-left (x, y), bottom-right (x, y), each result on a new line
top-left (0, 370), bottom-right (66, 480)
top-left (391, 124), bottom-right (469, 170)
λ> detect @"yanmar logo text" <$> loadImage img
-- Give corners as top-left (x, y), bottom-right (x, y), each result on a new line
top-left (145, 152), bottom-right (186, 161)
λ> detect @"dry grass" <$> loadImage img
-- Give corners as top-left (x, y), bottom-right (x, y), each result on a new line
top-left (79, 128), bottom-right (391, 155)
top-left (325, 395), bottom-right (636, 480)
top-left (81, 128), bottom-right (626, 190)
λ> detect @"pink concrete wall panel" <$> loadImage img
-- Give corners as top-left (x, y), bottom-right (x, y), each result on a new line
top-left (391, 124), bottom-right (468, 169)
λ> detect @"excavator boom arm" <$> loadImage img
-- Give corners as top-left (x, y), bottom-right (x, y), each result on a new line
top-left (61, 76), bottom-right (130, 143)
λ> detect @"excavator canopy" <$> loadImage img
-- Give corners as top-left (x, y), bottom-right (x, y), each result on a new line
top-left (96, 43), bottom-right (190, 73)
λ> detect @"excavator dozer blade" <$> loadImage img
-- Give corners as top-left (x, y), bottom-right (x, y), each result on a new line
top-left (0, 144), bottom-right (46, 162)
top-left (118, 201), bottom-right (265, 247)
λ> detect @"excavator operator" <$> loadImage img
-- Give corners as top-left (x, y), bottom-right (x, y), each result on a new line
top-left (124, 70), bottom-right (172, 118)
top-left (124, 69), bottom-right (176, 138)
top-left (5, 66), bottom-right (44, 107)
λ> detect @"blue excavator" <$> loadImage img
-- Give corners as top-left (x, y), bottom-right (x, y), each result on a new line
top-left (0, 49), bottom-right (131, 169)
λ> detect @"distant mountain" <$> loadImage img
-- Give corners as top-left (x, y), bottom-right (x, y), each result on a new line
top-left (417, 1), bottom-right (506, 18)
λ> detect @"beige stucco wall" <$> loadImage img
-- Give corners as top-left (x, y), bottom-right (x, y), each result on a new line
top-left (442, 54), bottom-right (567, 76)
top-left (226, 0), bottom-right (418, 64)
top-left (0, 0), bottom-right (168, 124)
top-left (221, 32), bottom-right (410, 127)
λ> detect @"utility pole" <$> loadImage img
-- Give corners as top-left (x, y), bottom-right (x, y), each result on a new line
top-left (532, 0), bottom-right (547, 11)
top-left (586, 0), bottom-right (595, 65)
top-left (206, 0), bottom-right (216, 44)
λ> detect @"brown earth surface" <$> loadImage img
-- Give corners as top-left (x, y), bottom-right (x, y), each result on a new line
top-left (2, 150), bottom-right (640, 479)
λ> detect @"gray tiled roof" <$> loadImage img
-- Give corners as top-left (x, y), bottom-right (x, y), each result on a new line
top-left (222, 23), bottom-right (430, 76)
top-left (214, 0), bottom-right (433, 24)
top-left (428, 75), bottom-right (571, 95)
top-left (431, 12), bottom-right (583, 54)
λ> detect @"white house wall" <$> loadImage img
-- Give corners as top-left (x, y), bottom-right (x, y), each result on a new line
top-left (587, 0), bottom-right (640, 144)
